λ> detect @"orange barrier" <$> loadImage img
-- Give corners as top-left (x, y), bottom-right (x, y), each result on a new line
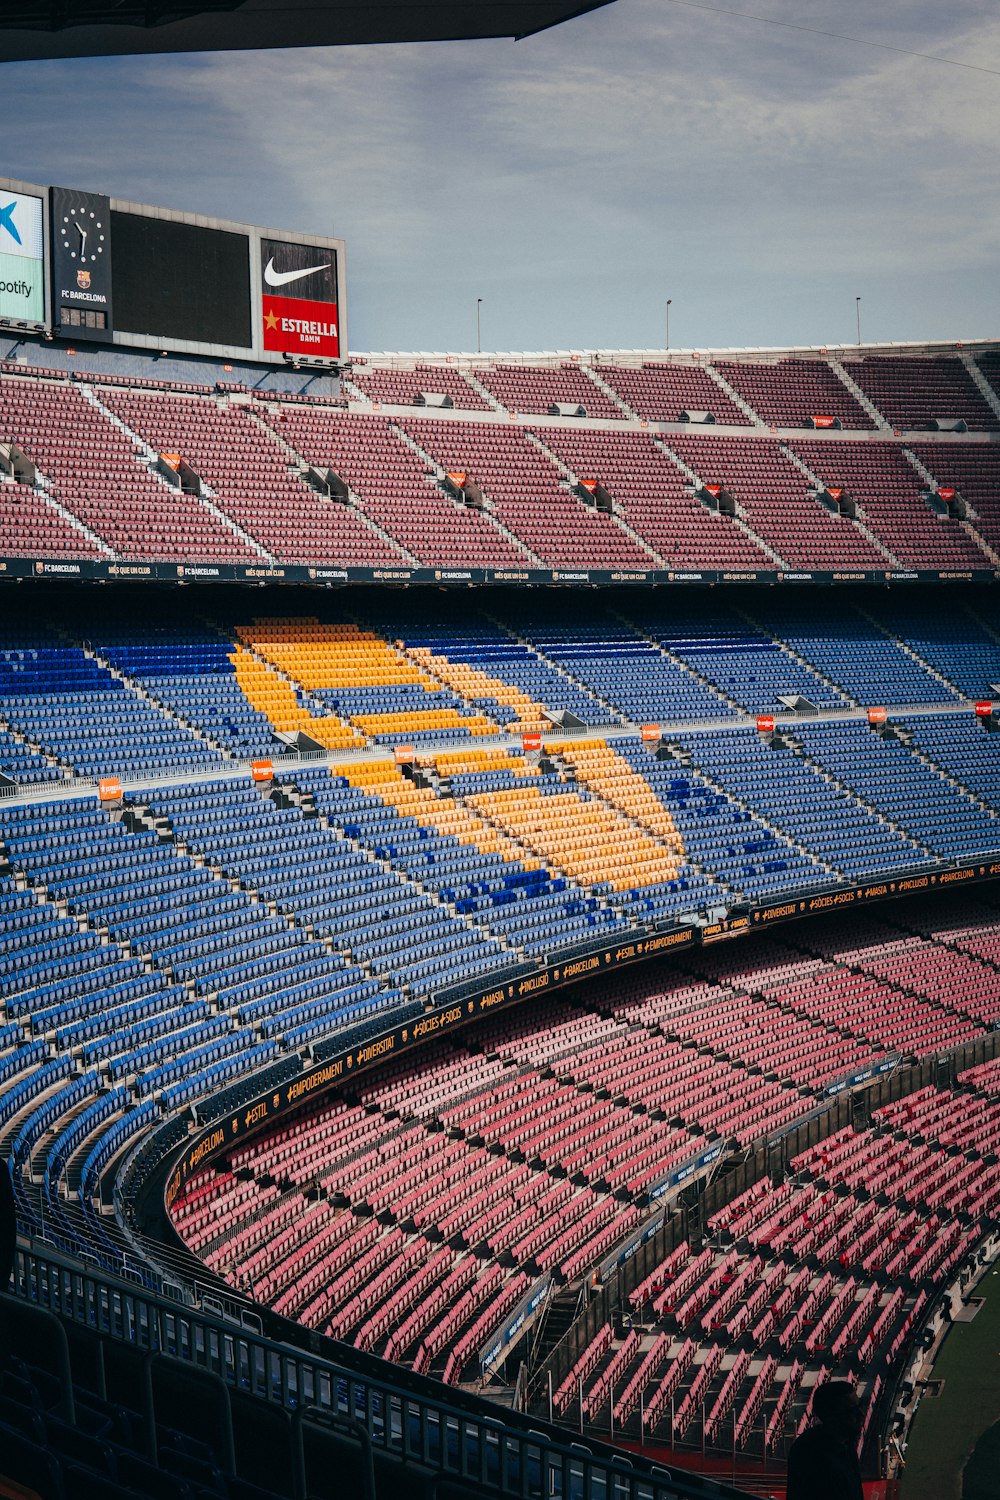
top-left (251, 759), bottom-right (273, 782)
top-left (98, 777), bottom-right (122, 803)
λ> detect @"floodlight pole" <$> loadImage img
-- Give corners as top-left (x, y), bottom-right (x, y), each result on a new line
top-left (477, 298), bottom-right (483, 354)
top-left (856, 296), bottom-right (862, 347)
top-left (666, 299), bottom-right (672, 350)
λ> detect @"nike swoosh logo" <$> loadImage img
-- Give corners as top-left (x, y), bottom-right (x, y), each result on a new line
top-left (263, 257), bottom-right (331, 288)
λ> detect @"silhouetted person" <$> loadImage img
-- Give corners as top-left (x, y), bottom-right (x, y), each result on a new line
top-left (787, 1380), bottom-right (864, 1500)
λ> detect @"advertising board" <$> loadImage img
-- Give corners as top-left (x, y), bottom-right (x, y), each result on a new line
top-left (0, 188), bottom-right (44, 326)
top-left (260, 236), bottom-right (339, 359)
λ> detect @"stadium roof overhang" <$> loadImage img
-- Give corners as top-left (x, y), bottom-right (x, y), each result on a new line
top-left (0, 0), bottom-right (616, 62)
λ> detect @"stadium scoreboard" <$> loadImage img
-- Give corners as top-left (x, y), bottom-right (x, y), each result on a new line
top-left (0, 175), bottom-right (346, 366)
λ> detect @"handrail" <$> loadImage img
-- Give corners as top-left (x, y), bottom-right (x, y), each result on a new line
top-left (0, 698), bottom-right (980, 806)
top-left (12, 1238), bottom-right (754, 1500)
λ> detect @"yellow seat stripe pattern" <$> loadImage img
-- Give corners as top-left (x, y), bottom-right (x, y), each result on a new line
top-left (332, 761), bottom-right (537, 869)
top-left (407, 646), bottom-right (548, 733)
top-left (231, 649), bottom-right (362, 749)
top-left (465, 783), bottom-right (684, 892)
top-left (236, 617), bottom-right (501, 739)
top-left (550, 740), bottom-right (685, 858)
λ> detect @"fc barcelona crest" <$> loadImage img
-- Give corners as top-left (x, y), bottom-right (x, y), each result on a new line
top-left (77, 269), bottom-right (91, 290)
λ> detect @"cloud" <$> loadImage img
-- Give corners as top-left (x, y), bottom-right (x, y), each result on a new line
top-left (0, 0), bottom-right (997, 348)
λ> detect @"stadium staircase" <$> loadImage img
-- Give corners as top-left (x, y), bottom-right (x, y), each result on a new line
top-left (651, 437), bottom-right (789, 568)
top-left (640, 735), bottom-right (844, 884)
top-left (392, 422), bottom-right (545, 567)
top-left (852, 606), bottom-right (969, 702)
top-left (248, 403), bottom-right (425, 567)
top-left (963, 352), bottom-right (1000, 421)
top-left (777, 441), bottom-right (903, 567)
top-left (702, 364), bottom-right (764, 428)
top-left (827, 359), bottom-right (893, 430)
top-left (81, 383), bottom-right (277, 565)
top-left (530, 1284), bottom-right (585, 1371)
top-left (458, 369), bottom-right (508, 412)
top-left (33, 467), bottom-right (117, 558)
top-left (766, 735), bottom-right (935, 855)
top-left (481, 611), bottom-right (632, 731)
top-left (524, 429), bottom-right (664, 567)
top-left (579, 364), bottom-right (638, 420)
top-left (729, 605), bottom-right (853, 710)
top-left (900, 446), bottom-right (1000, 568)
top-left (609, 609), bottom-right (745, 719)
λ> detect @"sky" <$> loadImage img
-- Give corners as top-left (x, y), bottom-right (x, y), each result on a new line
top-left (1, 0), bottom-right (998, 355)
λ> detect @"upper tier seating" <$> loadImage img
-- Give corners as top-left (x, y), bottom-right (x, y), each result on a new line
top-left (347, 363), bottom-right (492, 410)
top-left (976, 352), bottom-right (1000, 406)
top-left (474, 364), bottom-right (623, 420)
top-left (594, 361), bottom-right (751, 425)
top-left (0, 472), bottom-right (102, 559)
top-left (0, 374), bottom-right (258, 561)
top-left (399, 416), bottom-right (656, 569)
top-left (907, 441), bottom-right (1000, 558)
top-left (0, 352), bottom-right (997, 573)
top-left (787, 439), bottom-right (992, 568)
top-left (96, 386), bottom-right (411, 568)
top-left (664, 433), bottom-right (890, 568)
top-left (715, 359), bottom-right (875, 430)
top-left (844, 356), bottom-right (1000, 432)
top-left (261, 408), bottom-right (530, 569)
top-left (532, 425), bottom-right (773, 569)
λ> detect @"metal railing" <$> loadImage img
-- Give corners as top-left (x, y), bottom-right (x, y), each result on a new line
top-left (0, 699), bottom-right (980, 807)
top-left (12, 1239), bottom-right (752, 1500)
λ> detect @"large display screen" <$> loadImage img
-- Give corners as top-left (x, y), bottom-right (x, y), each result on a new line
top-left (110, 211), bottom-right (252, 348)
top-left (0, 189), bottom-right (45, 326)
top-left (261, 236), bottom-right (339, 359)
